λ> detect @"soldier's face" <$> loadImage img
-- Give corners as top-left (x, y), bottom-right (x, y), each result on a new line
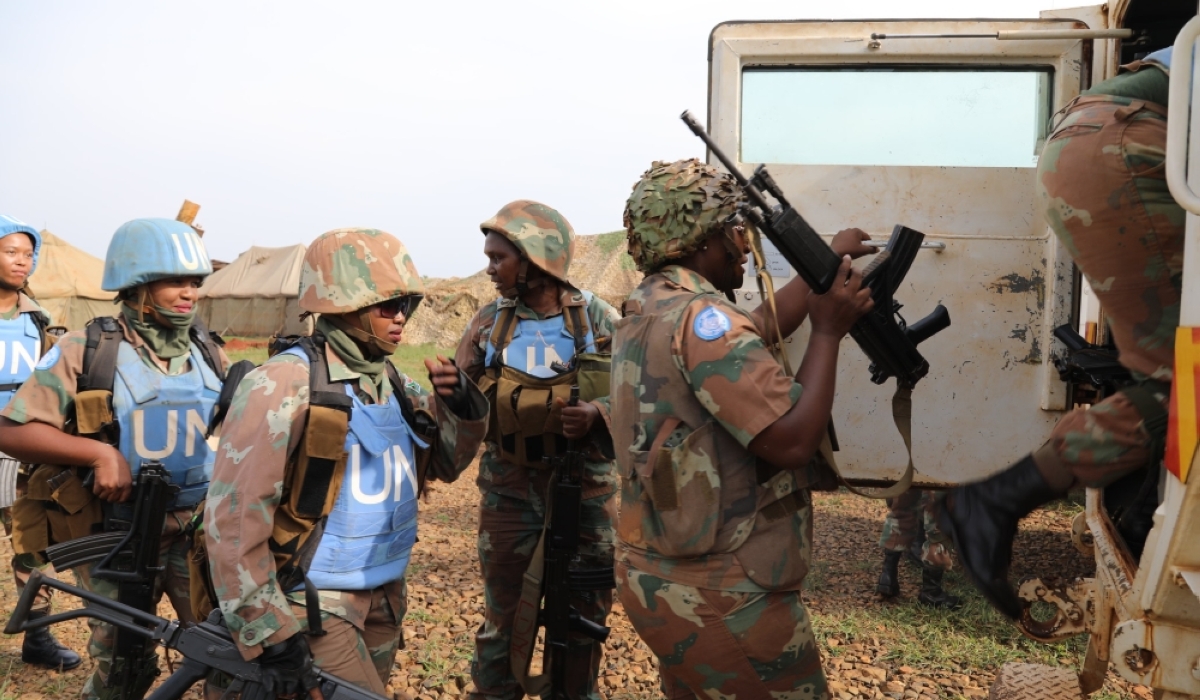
top-left (715, 222), bottom-right (750, 291)
top-left (364, 301), bottom-right (406, 344)
top-left (0, 233), bottom-right (34, 291)
top-left (484, 232), bottom-right (521, 293)
top-left (147, 277), bottom-right (203, 314)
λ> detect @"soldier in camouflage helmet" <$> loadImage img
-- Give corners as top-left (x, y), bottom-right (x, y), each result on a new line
top-left (205, 228), bottom-right (489, 696)
top-left (0, 218), bottom-right (228, 700)
top-left (456, 201), bottom-right (619, 700)
top-left (940, 48), bottom-right (1184, 620)
top-left (611, 158), bottom-right (875, 698)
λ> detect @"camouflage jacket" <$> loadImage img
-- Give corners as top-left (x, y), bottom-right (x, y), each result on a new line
top-left (205, 342), bottom-right (487, 658)
top-left (1, 313), bottom-right (227, 434)
top-left (609, 265), bottom-right (818, 592)
top-left (454, 288), bottom-right (619, 501)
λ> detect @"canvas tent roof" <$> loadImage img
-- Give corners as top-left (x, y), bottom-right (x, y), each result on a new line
top-left (27, 230), bottom-right (117, 330)
top-left (199, 245), bottom-right (305, 299)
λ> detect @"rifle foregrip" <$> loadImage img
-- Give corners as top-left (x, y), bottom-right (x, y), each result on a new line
top-left (145, 657), bottom-right (210, 700)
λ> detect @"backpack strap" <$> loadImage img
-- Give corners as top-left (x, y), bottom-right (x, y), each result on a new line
top-left (28, 309), bottom-right (53, 355)
top-left (79, 317), bottom-right (123, 394)
top-left (188, 317), bottom-right (227, 381)
top-left (486, 306), bottom-right (519, 371)
top-left (385, 362), bottom-right (438, 496)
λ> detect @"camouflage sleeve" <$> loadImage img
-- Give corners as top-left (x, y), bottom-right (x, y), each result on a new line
top-left (0, 331), bottom-right (87, 429)
top-left (587, 294), bottom-right (621, 345)
top-left (205, 354), bottom-right (311, 659)
top-left (674, 297), bottom-right (802, 448)
top-left (453, 302), bottom-right (498, 383)
top-left (404, 370), bottom-right (488, 483)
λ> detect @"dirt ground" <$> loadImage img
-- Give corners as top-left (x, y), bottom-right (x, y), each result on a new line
top-left (0, 464), bottom-right (1153, 700)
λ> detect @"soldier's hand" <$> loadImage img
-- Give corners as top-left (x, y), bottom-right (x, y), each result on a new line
top-left (831, 228), bottom-right (876, 260)
top-left (424, 355), bottom-right (460, 398)
top-left (90, 444), bottom-right (132, 502)
top-left (556, 397), bottom-right (598, 440)
top-left (257, 634), bottom-right (322, 700)
top-left (808, 255), bottom-right (874, 338)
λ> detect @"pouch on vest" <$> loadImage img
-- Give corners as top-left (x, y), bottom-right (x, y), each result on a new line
top-left (574, 352), bottom-right (611, 404)
top-left (492, 367), bottom-right (573, 468)
top-left (630, 420), bottom-right (723, 558)
top-left (736, 486), bottom-right (812, 590)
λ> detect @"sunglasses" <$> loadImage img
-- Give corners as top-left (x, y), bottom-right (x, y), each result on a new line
top-left (372, 295), bottom-right (423, 319)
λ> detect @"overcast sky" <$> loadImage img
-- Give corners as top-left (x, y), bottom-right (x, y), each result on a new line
top-left (2, 0), bottom-right (1074, 279)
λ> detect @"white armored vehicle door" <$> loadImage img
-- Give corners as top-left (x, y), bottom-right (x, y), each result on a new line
top-left (709, 18), bottom-right (1107, 487)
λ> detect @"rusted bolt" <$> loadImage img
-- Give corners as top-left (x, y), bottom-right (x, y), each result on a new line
top-left (1124, 647), bottom-right (1156, 674)
top-left (744, 292), bottom-right (754, 301)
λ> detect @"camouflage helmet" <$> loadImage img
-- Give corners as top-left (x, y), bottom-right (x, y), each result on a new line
top-left (480, 200), bottom-right (574, 283)
top-left (623, 158), bottom-right (744, 273)
top-left (298, 228), bottom-right (425, 314)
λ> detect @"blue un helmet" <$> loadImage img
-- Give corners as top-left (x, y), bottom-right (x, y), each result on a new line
top-left (101, 218), bottom-right (213, 291)
top-left (0, 214), bottom-right (43, 276)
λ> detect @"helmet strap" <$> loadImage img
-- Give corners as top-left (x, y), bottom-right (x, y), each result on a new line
top-left (326, 312), bottom-right (398, 358)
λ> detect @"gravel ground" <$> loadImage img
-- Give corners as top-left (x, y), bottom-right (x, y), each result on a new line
top-left (0, 463), bottom-right (1154, 700)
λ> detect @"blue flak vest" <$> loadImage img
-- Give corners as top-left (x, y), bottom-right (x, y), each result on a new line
top-left (483, 294), bottom-right (598, 378)
top-left (112, 342), bottom-right (220, 511)
top-left (0, 314), bottom-right (42, 410)
top-left (305, 384), bottom-right (428, 592)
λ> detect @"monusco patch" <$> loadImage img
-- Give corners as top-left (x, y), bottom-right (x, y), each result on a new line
top-left (693, 306), bottom-right (732, 341)
top-left (34, 344), bottom-right (61, 371)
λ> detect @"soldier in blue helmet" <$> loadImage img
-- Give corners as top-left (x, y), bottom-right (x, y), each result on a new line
top-left (0, 218), bottom-right (230, 700)
top-left (0, 215), bottom-right (81, 670)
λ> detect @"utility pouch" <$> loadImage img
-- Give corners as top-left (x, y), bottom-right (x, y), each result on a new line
top-left (492, 367), bottom-right (574, 468)
top-left (288, 405), bottom-right (349, 519)
top-left (633, 420), bottom-right (722, 558)
top-left (575, 352), bottom-right (612, 404)
top-left (75, 389), bottom-right (114, 438)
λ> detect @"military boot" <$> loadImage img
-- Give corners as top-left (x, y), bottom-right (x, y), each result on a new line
top-left (917, 566), bottom-right (962, 610)
top-left (22, 610), bottom-right (82, 670)
top-left (937, 455), bottom-right (1063, 619)
top-left (875, 550), bottom-right (902, 599)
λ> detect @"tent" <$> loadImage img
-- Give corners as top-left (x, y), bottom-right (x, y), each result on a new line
top-left (27, 230), bottom-right (117, 330)
top-left (198, 245), bottom-right (311, 337)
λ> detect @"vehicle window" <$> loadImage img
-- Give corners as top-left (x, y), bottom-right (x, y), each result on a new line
top-left (741, 67), bottom-right (1052, 168)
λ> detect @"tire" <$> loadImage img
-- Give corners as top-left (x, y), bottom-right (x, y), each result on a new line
top-left (990, 663), bottom-right (1082, 700)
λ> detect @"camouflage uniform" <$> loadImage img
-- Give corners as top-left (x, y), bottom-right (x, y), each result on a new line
top-left (878, 490), bottom-right (952, 569)
top-left (611, 160), bottom-right (828, 699)
top-left (206, 229), bottom-right (488, 695)
top-left (0, 293), bottom-right (62, 615)
top-left (458, 201), bottom-right (618, 700)
top-left (2, 313), bottom-right (222, 698)
top-left (1034, 55), bottom-right (1182, 489)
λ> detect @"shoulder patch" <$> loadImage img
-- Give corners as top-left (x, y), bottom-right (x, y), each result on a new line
top-left (693, 306), bottom-right (732, 341)
top-left (404, 376), bottom-right (422, 393)
top-left (34, 344), bottom-right (61, 371)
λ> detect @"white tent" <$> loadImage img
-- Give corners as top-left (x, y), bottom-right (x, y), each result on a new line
top-left (198, 245), bottom-right (311, 337)
top-left (28, 230), bottom-right (118, 330)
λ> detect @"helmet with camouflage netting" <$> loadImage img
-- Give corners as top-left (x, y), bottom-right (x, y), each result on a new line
top-left (623, 158), bottom-right (744, 273)
top-left (298, 228), bottom-right (425, 315)
top-left (480, 200), bottom-right (574, 292)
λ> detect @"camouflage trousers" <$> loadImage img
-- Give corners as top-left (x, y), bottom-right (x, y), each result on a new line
top-left (469, 489), bottom-right (616, 700)
top-left (878, 489), bottom-right (953, 570)
top-left (76, 511), bottom-right (194, 700)
top-left (204, 583), bottom-right (407, 700)
top-left (2, 471), bottom-right (64, 613)
top-left (1036, 94), bottom-right (1183, 488)
top-left (617, 562), bottom-right (828, 700)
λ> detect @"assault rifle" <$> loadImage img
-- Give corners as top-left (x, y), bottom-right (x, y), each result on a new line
top-left (5, 571), bottom-right (386, 700)
top-left (515, 386), bottom-right (613, 699)
top-left (1051, 324), bottom-right (1130, 403)
top-left (681, 111), bottom-right (949, 389)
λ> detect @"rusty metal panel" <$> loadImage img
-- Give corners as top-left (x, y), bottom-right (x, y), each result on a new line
top-left (710, 19), bottom-right (1087, 486)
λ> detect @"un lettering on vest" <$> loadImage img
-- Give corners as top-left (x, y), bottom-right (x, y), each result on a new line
top-left (0, 337), bottom-right (39, 380)
top-left (131, 407), bottom-right (210, 460)
top-left (348, 444), bottom-right (418, 506)
top-left (500, 323), bottom-right (579, 377)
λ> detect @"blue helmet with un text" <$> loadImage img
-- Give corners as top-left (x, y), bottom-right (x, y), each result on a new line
top-left (0, 215), bottom-right (42, 275)
top-left (101, 218), bottom-right (213, 291)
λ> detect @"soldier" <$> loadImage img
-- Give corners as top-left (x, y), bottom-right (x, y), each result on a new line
top-left (940, 47), bottom-right (1184, 619)
top-left (455, 201), bottom-right (618, 700)
top-left (0, 218), bottom-right (226, 699)
top-left (205, 228), bottom-right (488, 697)
top-left (611, 158), bottom-right (874, 698)
top-left (876, 489), bottom-right (960, 609)
top-left (0, 215), bottom-right (81, 669)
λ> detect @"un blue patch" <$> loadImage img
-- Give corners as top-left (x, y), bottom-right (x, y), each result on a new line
top-left (693, 306), bottom-right (732, 341)
top-left (34, 344), bottom-right (61, 371)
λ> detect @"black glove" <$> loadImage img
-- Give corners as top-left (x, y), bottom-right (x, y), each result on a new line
top-left (257, 634), bottom-right (321, 699)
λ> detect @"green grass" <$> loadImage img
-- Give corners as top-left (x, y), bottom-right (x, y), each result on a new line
top-left (220, 338), bottom-right (455, 391)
